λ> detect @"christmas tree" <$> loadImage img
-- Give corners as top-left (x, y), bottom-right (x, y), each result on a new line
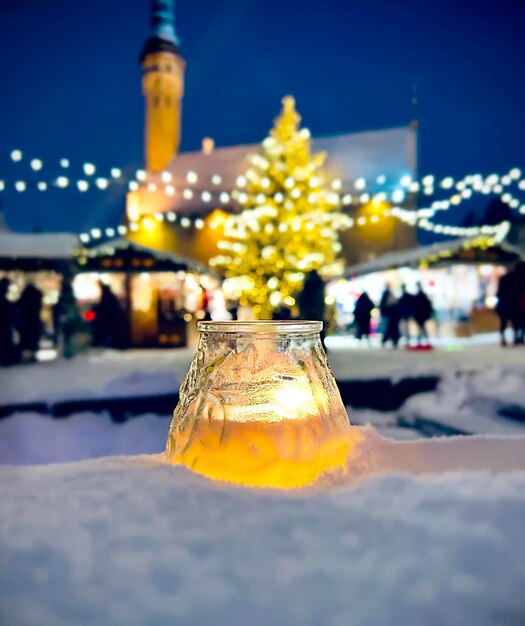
top-left (211, 96), bottom-right (351, 319)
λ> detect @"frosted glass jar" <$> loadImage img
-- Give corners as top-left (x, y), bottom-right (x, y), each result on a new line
top-left (166, 321), bottom-right (356, 488)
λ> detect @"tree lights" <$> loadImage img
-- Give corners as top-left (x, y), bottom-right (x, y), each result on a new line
top-left (209, 96), bottom-right (351, 318)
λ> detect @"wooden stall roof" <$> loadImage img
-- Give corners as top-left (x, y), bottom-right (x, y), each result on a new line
top-left (346, 238), bottom-right (525, 277)
top-left (77, 238), bottom-right (211, 274)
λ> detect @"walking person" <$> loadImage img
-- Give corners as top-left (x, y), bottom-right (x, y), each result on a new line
top-left (397, 285), bottom-right (414, 344)
top-left (379, 285), bottom-right (400, 347)
top-left (513, 261), bottom-right (525, 345)
top-left (297, 270), bottom-right (327, 350)
top-left (93, 283), bottom-right (123, 348)
top-left (17, 282), bottom-right (43, 361)
top-left (496, 266), bottom-right (518, 346)
top-left (353, 291), bottom-right (374, 342)
top-left (413, 282), bottom-right (433, 347)
top-left (0, 278), bottom-right (17, 365)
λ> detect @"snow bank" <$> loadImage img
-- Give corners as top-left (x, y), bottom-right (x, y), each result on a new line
top-left (400, 365), bottom-right (525, 436)
top-left (1, 437), bottom-right (525, 626)
top-left (2, 340), bottom-right (524, 409)
top-left (0, 349), bottom-right (192, 405)
top-left (0, 412), bottom-right (169, 465)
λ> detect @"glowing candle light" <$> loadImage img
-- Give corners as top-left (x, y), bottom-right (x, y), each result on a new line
top-left (166, 321), bottom-right (361, 488)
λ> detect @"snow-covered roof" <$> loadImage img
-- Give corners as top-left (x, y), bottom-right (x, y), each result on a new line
top-left (148, 126), bottom-right (416, 213)
top-left (346, 238), bottom-right (525, 276)
top-left (81, 237), bottom-right (210, 274)
top-left (0, 232), bottom-right (79, 260)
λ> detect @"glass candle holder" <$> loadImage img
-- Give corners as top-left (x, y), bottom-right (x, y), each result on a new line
top-left (166, 320), bottom-right (358, 488)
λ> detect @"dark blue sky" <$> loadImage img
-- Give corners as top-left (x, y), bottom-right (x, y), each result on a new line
top-left (1, 0), bottom-right (524, 232)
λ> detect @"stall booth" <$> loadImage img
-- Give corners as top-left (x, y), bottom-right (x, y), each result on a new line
top-left (0, 231), bottom-right (79, 352)
top-left (74, 238), bottom-right (224, 348)
top-left (330, 238), bottom-right (525, 338)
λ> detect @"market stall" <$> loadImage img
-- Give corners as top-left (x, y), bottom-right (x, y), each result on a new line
top-left (331, 238), bottom-right (525, 337)
top-left (75, 238), bottom-right (224, 348)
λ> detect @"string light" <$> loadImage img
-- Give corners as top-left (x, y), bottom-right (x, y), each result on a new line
top-left (30, 159), bottom-right (43, 171)
top-left (11, 150), bottom-right (22, 162)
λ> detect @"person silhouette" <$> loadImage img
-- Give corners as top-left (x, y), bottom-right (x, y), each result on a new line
top-left (354, 291), bottom-right (375, 341)
top-left (0, 278), bottom-right (17, 365)
top-left (17, 282), bottom-right (43, 359)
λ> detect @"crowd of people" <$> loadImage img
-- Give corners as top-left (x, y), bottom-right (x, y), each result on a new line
top-left (0, 278), bottom-right (127, 366)
top-left (354, 282), bottom-right (434, 348)
top-left (2, 263), bottom-right (525, 365)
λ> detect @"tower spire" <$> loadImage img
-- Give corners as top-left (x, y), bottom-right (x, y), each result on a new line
top-left (151, 0), bottom-right (179, 45)
top-left (140, 0), bottom-right (185, 172)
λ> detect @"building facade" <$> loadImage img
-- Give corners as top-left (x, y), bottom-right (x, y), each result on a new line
top-left (128, 0), bottom-right (418, 268)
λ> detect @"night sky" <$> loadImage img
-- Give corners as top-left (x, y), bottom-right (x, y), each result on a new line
top-left (1, 0), bottom-right (524, 233)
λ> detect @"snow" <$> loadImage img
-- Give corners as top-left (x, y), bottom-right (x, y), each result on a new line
top-left (0, 412), bottom-right (169, 465)
top-left (0, 232), bottom-right (78, 259)
top-left (1, 429), bottom-right (525, 626)
top-left (2, 336), bottom-right (525, 407)
top-left (400, 366), bottom-right (525, 436)
top-left (0, 349), bottom-right (191, 405)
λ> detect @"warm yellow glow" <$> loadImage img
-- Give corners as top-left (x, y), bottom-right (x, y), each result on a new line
top-left (167, 414), bottom-right (362, 489)
top-left (142, 216), bottom-right (157, 231)
top-left (166, 328), bottom-right (361, 490)
top-left (127, 192), bottom-right (141, 222)
top-left (210, 96), bottom-right (349, 318)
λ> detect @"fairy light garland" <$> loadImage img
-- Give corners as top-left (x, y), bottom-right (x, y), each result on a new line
top-left (2, 149), bottom-right (523, 246)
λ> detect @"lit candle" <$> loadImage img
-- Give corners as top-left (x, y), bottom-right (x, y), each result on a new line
top-left (166, 321), bottom-right (362, 488)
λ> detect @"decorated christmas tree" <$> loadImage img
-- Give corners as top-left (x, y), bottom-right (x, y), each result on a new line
top-left (211, 96), bottom-right (351, 319)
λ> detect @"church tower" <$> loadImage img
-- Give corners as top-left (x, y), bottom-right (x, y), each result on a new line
top-left (140, 0), bottom-right (185, 173)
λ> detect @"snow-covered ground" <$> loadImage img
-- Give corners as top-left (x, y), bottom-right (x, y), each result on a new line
top-left (0, 348), bottom-right (191, 405)
top-left (1, 429), bottom-right (525, 626)
top-left (2, 334), bottom-right (525, 407)
top-left (0, 411), bottom-right (170, 465)
top-left (0, 408), bottom-right (421, 466)
top-left (2, 337), bottom-right (525, 625)
top-left (1, 335), bottom-right (524, 465)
